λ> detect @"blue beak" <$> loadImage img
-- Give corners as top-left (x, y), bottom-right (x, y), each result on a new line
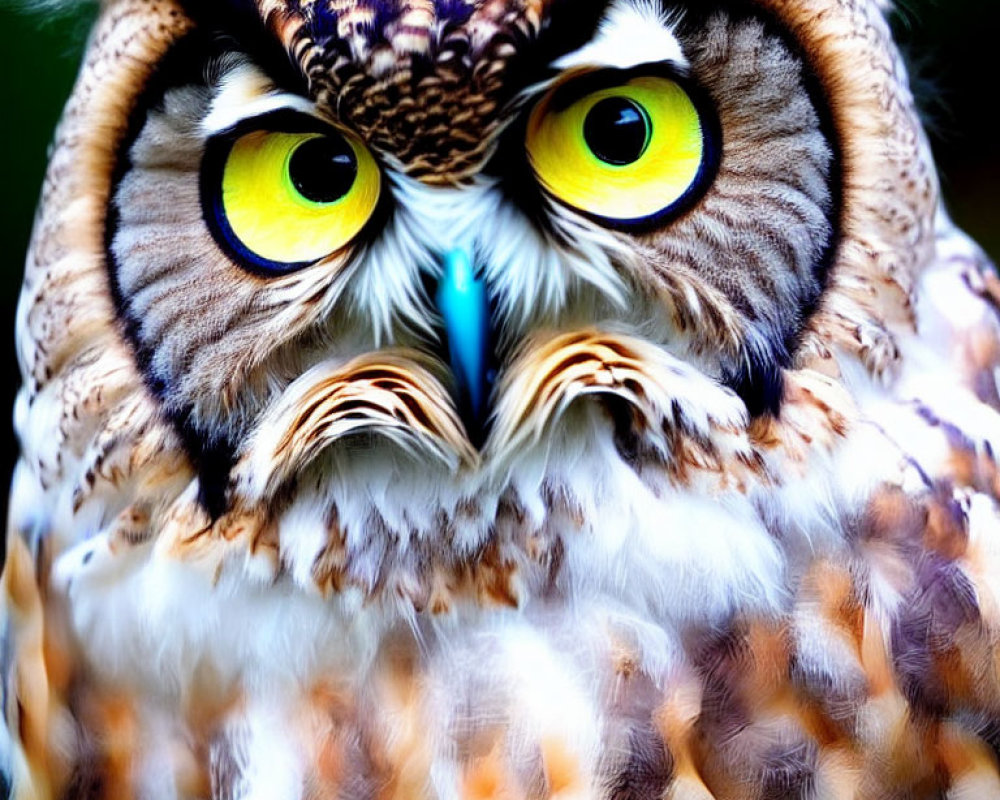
top-left (435, 248), bottom-right (493, 444)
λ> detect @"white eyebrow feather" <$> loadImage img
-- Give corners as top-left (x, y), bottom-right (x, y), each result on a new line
top-left (552, 0), bottom-right (687, 72)
top-left (202, 63), bottom-right (317, 136)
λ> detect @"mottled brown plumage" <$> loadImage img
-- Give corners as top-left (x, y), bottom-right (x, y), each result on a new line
top-left (4, 0), bottom-right (1000, 798)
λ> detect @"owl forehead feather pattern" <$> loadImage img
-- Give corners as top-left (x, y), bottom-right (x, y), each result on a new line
top-left (6, 0), bottom-right (1000, 796)
top-left (247, 0), bottom-right (571, 179)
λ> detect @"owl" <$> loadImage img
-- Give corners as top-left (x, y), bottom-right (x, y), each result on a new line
top-left (3, 0), bottom-right (1000, 797)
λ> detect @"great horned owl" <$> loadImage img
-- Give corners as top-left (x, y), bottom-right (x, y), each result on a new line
top-left (3, 0), bottom-right (1000, 797)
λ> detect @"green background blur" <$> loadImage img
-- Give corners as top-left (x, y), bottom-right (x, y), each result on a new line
top-left (0, 1), bottom-right (998, 544)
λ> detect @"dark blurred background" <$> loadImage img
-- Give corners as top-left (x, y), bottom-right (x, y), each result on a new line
top-left (1, 1), bottom-right (998, 559)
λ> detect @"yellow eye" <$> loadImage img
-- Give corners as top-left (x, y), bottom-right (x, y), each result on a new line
top-left (206, 122), bottom-right (381, 272)
top-left (525, 74), bottom-right (713, 225)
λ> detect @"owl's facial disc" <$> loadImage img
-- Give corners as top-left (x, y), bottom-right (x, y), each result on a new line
top-left (105, 0), bottom-right (839, 516)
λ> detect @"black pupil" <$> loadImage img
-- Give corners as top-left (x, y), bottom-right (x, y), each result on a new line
top-left (288, 135), bottom-right (358, 204)
top-left (583, 97), bottom-right (651, 166)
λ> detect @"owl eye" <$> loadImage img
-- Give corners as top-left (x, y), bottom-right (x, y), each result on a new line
top-left (203, 121), bottom-right (381, 273)
top-left (525, 73), bottom-right (717, 227)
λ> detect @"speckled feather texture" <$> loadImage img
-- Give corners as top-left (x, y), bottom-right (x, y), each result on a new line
top-left (4, 0), bottom-right (1000, 798)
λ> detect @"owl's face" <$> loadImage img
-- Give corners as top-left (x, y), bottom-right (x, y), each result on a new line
top-left (15, 0), bottom-right (932, 627)
top-left (108, 0), bottom-right (834, 520)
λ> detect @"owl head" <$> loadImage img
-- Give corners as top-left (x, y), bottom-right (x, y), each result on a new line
top-left (13, 0), bottom-right (936, 615)
top-left (17, 0), bottom-right (1000, 794)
